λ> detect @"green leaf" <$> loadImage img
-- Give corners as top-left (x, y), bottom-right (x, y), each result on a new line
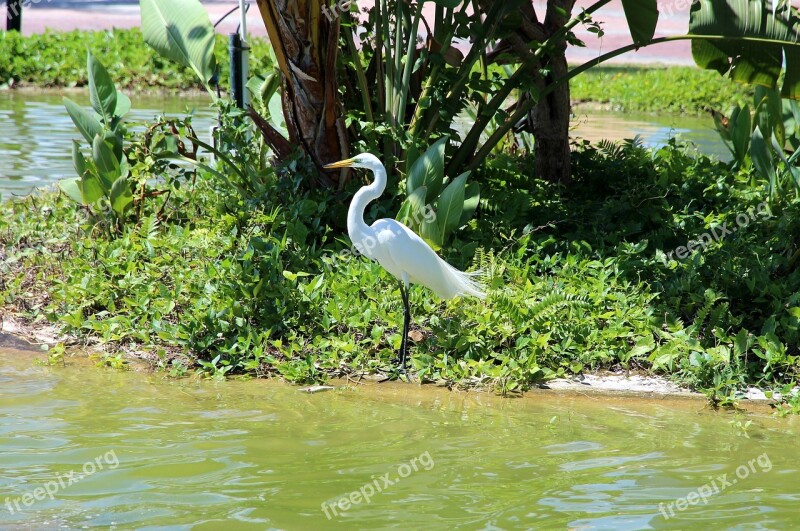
top-left (770, 132), bottom-right (800, 194)
top-left (396, 186), bottom-right (427, 231)
top-left (420, 215), bottom-right (441, 251)
top-left (408, 137), bottom-right (446, 202)
top-left (80, 172), bottom-right (105, 204)
top-left (58, 178), bottom-right (85, 204)
top-left (92, 134), bottom-right (120, 191)
top-left (140, 0), bottom-right (217, 88)
top-left (109, 177), bottom-right (133, 218)
top-left (246, 72), bottom-right (279, 107)
top-left (436, 171), bottom-right (469, 243)
top-left (620, 0), bottom-right (659, 46)
top-left (459, 181), bottom-right (480, 226)
top-left (755, 86), bottom-right (784, 146)
top-left (751, 125), bottom-right (778, 196)
top-left (87, 51), bottom-right (117, 124)
top-left (689, 0), bottom-right (800, 99)
top-left (114, 91), bottom-right (131, 118)
top-left (731, 104), bottom-right (752, 163)
top-left (72, 140), bottom-right (87, 178)
top-left (64, 97), bottom-right (103, 143)
top-left (267, 91), bottom-right (288, 139)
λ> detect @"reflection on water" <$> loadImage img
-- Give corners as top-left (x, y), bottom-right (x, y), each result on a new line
top-left (0, 91), bottom-right (216, 198)
top-left (0, 92), bottom-right (731, 200)
top-left (571, 110), bottom-right (731, 161)
top-left (1, 345), bottom-right (799, 529)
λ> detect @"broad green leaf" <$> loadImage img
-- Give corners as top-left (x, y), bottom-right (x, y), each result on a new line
top-left (459, 181), bottom-right (480, 226)
top-left (396, 186), bottom-right (427, 231)
top-left (267, 91), bottom-right (288, 139)
top-left (620, 0), bottom-right (658, 46)
top-left (689, 0), bottom-right (800, 99)
top-left (140, 0), bottom-right (217, 87)
top-left (405, 144), bottom-right (420, 176)
top-left (114, 91), bottom-right (131, 118)
top-left (731, 104), bottom-right (751, 163)
top-left (408, 137), bottom-right (446, 202)
top-left (92, 134), bottom-right (120, 191)
top-left (58, 177), bottom-right (85, 204)
top-left (436, 171), bottom-right (469, 243)
top-left (751, 125), bottom-right (778, 196)
top-left (87, 51), bottom-right (117, 124)
top-left (72, 140), bottom-right (87, 178)
top-left (80, 172), bottom-right (104, 204)
top-left (755, 86), bottom-right (784, 146)
top-left (420, 214), bottom-right (441, 251)
top-left (64, 97), bottom-right (103, 143)
top-left (109, 177), bottom-right (133, 218)
top-left (246, 72), bottom-right (279, 106)
top-left (770, 132), bottom-right (800, 194)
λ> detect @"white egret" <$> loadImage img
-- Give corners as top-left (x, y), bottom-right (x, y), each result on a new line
top-left (323, 153), bottom-right (486, 373)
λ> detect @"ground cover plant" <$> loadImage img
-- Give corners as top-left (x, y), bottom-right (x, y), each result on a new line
top-left (2, 124), bottom-right (799, 407)
top-left (0, 28), bottom-right (276, 91)
top-left (2, 0), bottom-right (800, 414)
top-left (570, 66), bottom-right (752, 115)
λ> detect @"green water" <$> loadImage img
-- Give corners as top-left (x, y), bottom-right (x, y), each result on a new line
top-left (0, 91), bottom-right (215, 198)
top-left (1, 343), bottom-right (799, 529)
top-left (0, 92), bottom-right (730, 200)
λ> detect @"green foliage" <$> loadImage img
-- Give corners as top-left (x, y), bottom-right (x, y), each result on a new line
top-left (713, 86), bottom-right (800, 199)
top-left (689, 0), bottom-right (800, 99)
top-left (397, 138), bottom-right (480, 249)
top-left (570, 66), bottom-right (752, 114)
top-left (60, 52), bottom-right (134, 231)
top-left (140, 0), bottom-right (218, 95)
top-left (0, 28), bottom-right (276, 91)
top-left (3, 128), bottom-right (800, 405)
top-left (55, 53), bottom-right (205, 237)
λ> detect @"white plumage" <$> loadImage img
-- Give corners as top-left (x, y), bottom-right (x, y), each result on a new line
top-left (324, 153), bottom-right (485, 373)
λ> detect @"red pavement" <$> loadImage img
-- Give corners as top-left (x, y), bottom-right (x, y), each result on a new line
top-left (3, 0), bottom-right (693, 65)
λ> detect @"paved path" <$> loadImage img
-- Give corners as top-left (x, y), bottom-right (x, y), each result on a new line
top-left (3, 0), bottom-right (693, 65)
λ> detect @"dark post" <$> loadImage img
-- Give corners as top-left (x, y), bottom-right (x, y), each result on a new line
top-left (229, 32), bottom-right (244, 109)
top-left (6, 0), bottom-right (22, 32)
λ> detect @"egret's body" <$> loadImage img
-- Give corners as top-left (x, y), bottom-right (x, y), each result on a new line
top-left (325, 153), bottom-right (485, 372)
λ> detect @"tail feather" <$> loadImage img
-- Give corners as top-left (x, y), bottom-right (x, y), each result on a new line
top-left (437, 260), bottom-right (486, 300)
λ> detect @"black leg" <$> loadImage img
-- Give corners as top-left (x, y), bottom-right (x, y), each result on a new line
top-left (398, 281), bottom-right (411, 373)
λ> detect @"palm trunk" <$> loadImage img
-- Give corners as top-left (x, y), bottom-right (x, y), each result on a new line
top-left (255, 0), bottom-right (349, 186)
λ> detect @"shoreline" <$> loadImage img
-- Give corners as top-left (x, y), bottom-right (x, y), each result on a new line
top-left (0, 315), bottom-right (780, 413)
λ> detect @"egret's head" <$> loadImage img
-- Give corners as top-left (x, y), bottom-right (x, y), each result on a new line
top-left (323, 153), bottom-right (383, 172)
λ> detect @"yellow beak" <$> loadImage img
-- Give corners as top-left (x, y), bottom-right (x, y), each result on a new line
top-left (323, 158), bottom-right (356, 170)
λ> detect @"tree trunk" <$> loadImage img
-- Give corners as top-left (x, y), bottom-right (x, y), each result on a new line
top-left (528, 0), bottom-right (574, 185)
top-left (481, 0), bottom-right (575, 185)
top-left (255, 0), bottom-right (349, 187)
top-left (6, 0), bottom-right (22, 32)
top-left (529, 46), bottom-right (572, 185)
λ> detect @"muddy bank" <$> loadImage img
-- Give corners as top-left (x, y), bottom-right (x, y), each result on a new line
top-left (0, 315), bottom-right (785, 413)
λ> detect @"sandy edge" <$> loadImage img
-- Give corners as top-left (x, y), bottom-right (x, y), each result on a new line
top-left (0, 314), bottom-right (788, 409)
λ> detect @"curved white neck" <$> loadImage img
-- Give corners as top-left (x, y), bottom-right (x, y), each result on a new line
top-left (348, 165), bottom-right (387, 241)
